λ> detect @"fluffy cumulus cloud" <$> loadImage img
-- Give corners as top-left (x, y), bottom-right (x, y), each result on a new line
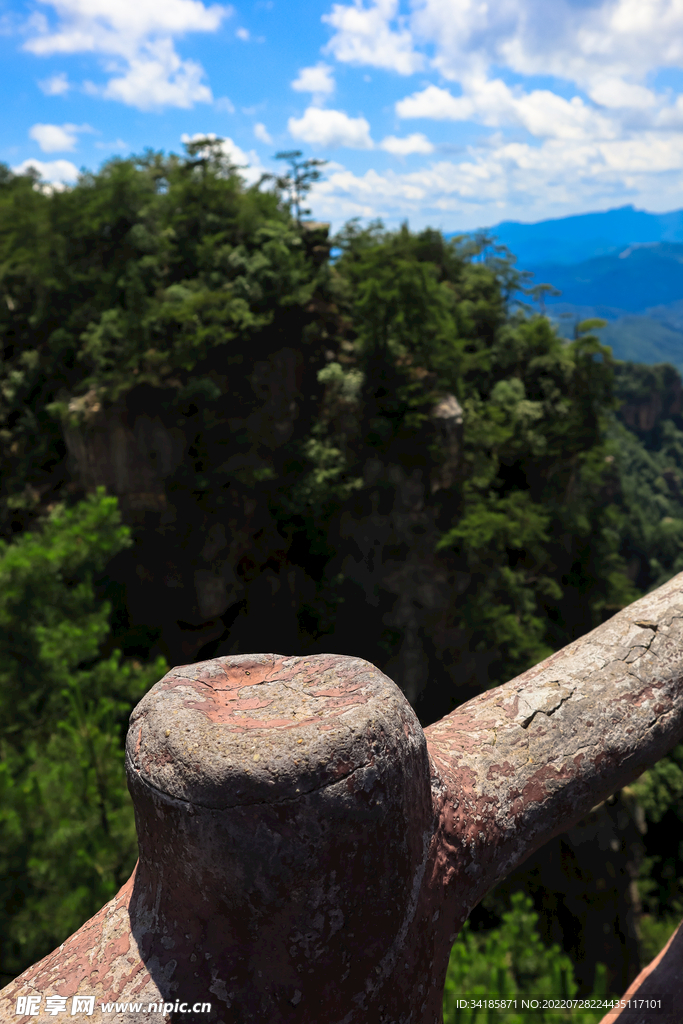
top-left (310, 0), bottom-right (683, 224)
top-left (309, 129), bottom-right (683, 229)
top-left (11, 158), bottom-right (80, 186)
top-left (253, 122), bottom-right (273, 144)
top-left (99, 39), bottom-right (212, 108)
top-left (38, 72), bottom-right (71, 96)
top-left (323, 0), bottom-right (683, 97)
top-left (323, 0), bottom-right (423, 74)
top-left (288, 107), bottom-right (374, 148)
top-left (29, 122), bottom-right (92, 152)
top-left (23, 0), bottom-right (230, 109)
top-left (396, 81), bottom-right (617, 141)
top-left (380, 132), bottom-right (434, 155)
top-left (404, 0), bottom-right (683, 93)
top-left (328, 0), bottom-right (683, 130)
top-left (291, 63), bottom-right (336, 98)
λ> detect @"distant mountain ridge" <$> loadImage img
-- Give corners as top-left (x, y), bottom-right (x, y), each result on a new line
top-left (526, 242), bottom-right (683, 313)
top-left (448, 205), bottom-right (683, 372)
top-left (464, 205), bottom-right (683, 267)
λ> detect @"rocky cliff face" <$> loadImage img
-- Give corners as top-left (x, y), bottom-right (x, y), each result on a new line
top-left (63, 392), bottom-right (185, 514)
top-left (60, 344), bottom-right (315, 665)
top-left (615, 361), bottom-right (683, 436)
top-left (60, 362), bottom-right (468, 706)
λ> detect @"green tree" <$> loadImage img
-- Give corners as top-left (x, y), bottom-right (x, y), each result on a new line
top-left (444, 892), bottom-right (611, 1024)
top-left (272, 150), bottom-right (328, 223)
top-left (0, 140), bottom-right (324, 540)
top-left (324, 224), bottom-right (637, 698)
top-left (0, 489), bottom-right (166, 982)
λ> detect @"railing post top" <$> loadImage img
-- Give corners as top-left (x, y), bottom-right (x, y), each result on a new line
top-left (126, 652), bottom-right (427, 809)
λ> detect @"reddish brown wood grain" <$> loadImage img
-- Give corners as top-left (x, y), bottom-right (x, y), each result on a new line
top-left (3, 572), bottom-right (683, 1023)
top-left (597, 919), bottom-right (683, 1023)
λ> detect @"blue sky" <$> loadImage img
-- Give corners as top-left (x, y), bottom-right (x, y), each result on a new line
top-left (4, 0), bottom-right (683, 232)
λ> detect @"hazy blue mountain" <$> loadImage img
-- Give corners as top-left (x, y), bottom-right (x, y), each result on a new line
top-left (543, 307), bottom-right (683, 372)
top-left (531, 247), bottom-right (683, 372)
top-left (472, 205), bottom-right (683, 267)
top-left (449, 205), bottom-right (683, 371)
top-left (528, 242), bottom-right (683, 313)
top-left (529, 245), bottom-right (683, 372)
top-left (598, 317), bottom-right (683, 368)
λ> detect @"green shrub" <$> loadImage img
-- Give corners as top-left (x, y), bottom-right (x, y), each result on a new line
top-left (0, 489), bottom-right (166, 980)
top-left (444, 892), bottom-right (610, 1023)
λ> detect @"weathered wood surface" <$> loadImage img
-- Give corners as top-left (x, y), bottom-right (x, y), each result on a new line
top-left (3, 571), bottom-right (683, 1023)
top-left (598, 919), bottom-right (683, 1023)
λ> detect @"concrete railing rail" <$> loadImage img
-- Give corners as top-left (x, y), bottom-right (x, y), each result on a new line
top-left (4, 573), bottom-right (683, 1023)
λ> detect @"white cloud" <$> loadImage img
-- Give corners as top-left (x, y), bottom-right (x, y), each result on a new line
top-left (326, 0), bottom-right (683, 127)
top-left (23, 0), bottom-right (230, 109)
top-left (214, 96), bottom-right (235, 112)
top-left (291, 63), bottom-right (335, 99)
top-left (279, 0), bottom-right (683, 226)
top-left (323, 0), bottom-right (423, 75)
top-left (101, 39), bottom-right (212, 109)
top-left (12, 158), bottom-right (79, 186)
top-left (380, 132), bottom-right (434, 155)
top-left (24, 0), bottom-right (228, 56)
top-left (406, 0), bottom-right (683, 92)
top-left (236, 26), bottom-right (249, 40)
top-left (288, 107), bottom-right (374, 148)
top-left (396, 84), bottom-right (465, 120)
top-left (397, 80), bottom-right (617, 141)
top-left (25, 0), bottom-right (228, 55)
top-left (308, 128), bottom-right (683, 230)
top-left (38, 72), bottom-right (71, 95)
top-left (29, 122), bottom-right (92, 152)
top-left (30, 123), bottom-right (75, 153)
top-left (588, 79), bottom-right (657, 111)
top-left (254, 122), bottom-right (272, 144)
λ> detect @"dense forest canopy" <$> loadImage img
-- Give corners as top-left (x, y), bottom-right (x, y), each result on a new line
top-left (1, 140), bottom-right (683, 1000)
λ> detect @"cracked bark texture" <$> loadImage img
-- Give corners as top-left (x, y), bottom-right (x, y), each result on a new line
top-left (3, 572), bottom-right (683, 1023)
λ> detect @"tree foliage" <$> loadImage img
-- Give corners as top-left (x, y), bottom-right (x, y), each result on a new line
top-left (322, 223), bottom-right (636, 695)
top-left (444, 893), bottom-right (611, 1023)
top-left (0, 490), bottom-right (166, 982)
top-left (0, 140), bottom-right (321, 537)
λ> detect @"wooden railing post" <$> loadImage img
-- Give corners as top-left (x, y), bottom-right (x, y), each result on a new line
top-left (598, 919), bottom-right (683, 1023)
top-left (4, 572), bottom-right (683, 1023)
